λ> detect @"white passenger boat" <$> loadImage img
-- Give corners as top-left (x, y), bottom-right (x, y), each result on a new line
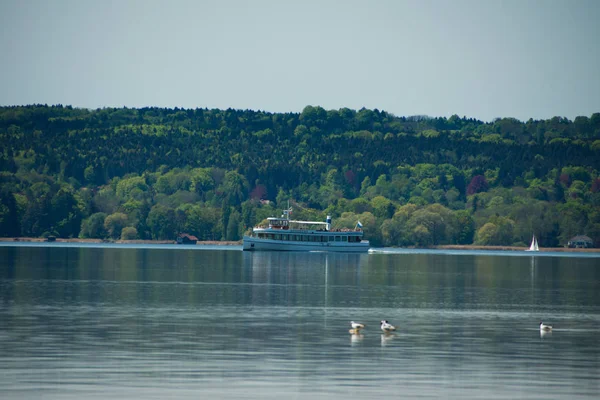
top-left (242, 206), bottom-right (370, 252)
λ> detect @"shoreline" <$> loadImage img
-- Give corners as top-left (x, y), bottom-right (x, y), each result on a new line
top-left (0, 237), bottom-right (242, 246)
top-left (432, 244), bottom-right (599, 253)
top-left (1, 237), bottom-right (597, 252)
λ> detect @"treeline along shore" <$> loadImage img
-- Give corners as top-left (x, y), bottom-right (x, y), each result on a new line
top-left (0, 105), bottom-right (599, 248)
top-left (0, 237), bottom-right (241, 246)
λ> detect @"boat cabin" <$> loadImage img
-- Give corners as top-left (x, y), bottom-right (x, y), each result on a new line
top-left (254, 231), bottom-right (363, 243)
top-left (267, 218), bottom-right (290, 229)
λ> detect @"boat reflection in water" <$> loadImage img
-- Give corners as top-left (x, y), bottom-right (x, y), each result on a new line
top-left (241, 250), bottom-right (369, 311)
top-left (242, 251), bottom-right (368, 285)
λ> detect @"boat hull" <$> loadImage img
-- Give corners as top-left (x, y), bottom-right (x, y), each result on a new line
top-left (242, 236), bottom-right (370, 253)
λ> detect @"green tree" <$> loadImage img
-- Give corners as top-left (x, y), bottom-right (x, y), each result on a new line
top-left (475, 222), bottom-right (498, 245)
top-left (220, 171), bottom-right (249, 206)
top-left (21, 192), bottom-right (53, 237)
top-left (190, 168), bottom-right (215, 198)
top-left (371, 196), bottom-right (395, 219)
top-left (120, 226), bottom-right (138, 240)
top-left (380, 218), bottom-right (403, 246)
top-left (183, 204), bottom-right (222, 240)
top-left (104, 212), bottom-right (128, 239)
top-left (453, 210), bottom-right (475, 244)
top-left (412, 224), bottom-right (432, 246)
top-left (146, 204), bottom-right (176, 240)
top-left (360, 176), bottom-right (372, 196)
top-left (240, 201), bottom-right (256, 233)
top-left (226, 208), bottom-right (241, 241)
top-left (408, 209), bottom-right (443, 245)
top-left (116, 175), bottom-right (148, 200)
top-left (299, 105), bottom-right (327, 128)
top-left (80, 212), bottom-right (108, 238)
top-left (93, 187), bottom-right (119, 214)
top-left (475, 216), bottom-right (514, 245)
top-left (349, 197), bottom-right (372, 214)
top-left (155, 169), bottom-right (192, 195)
top-left (556, 201), bottom-right (589, 244)
top-left (51, 187), bottom-right (84, 237)
top-left (0, 190), bottom-right (20, 236)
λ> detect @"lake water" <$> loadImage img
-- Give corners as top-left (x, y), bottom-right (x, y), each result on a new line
top-left (1, 244), bottom-right (599, 399)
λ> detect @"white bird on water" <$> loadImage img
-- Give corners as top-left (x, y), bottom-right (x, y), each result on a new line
top-left (350, 321), bottom-right (365, 330)
top-left (540, 322), bottom-right (553, 332)
top-left (380, 320), bottom-right (396, 333)
top-left (349, 321), bottom-right (365, 334)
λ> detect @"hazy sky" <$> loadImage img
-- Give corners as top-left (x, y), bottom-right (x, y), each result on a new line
top-left (1, 0), bottom-right (599, 121)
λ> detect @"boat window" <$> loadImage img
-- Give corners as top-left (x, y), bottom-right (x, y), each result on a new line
top-left (303, 235), bottom-right (309, 242)
top-left (328, 236), bottom-right (334, 242)
top-left (335, 236), bottom-right (341, 242)
top-left (342, 236), bottom-right (347, 242)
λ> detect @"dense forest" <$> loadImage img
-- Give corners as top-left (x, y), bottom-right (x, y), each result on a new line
top-left (1, 105), bottom-right (599, 247)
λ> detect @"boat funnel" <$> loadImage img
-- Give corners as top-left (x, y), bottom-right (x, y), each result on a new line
top-left (326, 216), bottom-right (331, 231)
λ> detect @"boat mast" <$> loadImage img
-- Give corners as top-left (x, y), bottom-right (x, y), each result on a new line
top-left (282, 200), bottom-right (292, 220)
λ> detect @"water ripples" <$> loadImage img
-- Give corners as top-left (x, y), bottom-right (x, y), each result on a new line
top-left (1, 247), bottom-right (599, 399)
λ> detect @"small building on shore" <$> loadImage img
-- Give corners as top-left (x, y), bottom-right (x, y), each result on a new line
top-left (176, 233), bottom-right (198, 245)
top-left (567, 235), bottom-right (593, 248)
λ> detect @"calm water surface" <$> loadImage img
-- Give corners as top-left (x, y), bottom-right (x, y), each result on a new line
top-left (1, 244), bottom-right (599, 399)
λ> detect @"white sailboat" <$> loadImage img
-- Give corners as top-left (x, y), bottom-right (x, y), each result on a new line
top-left (526, 235), bottom-right (539, 252)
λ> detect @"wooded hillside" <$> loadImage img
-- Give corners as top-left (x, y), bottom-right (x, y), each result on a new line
top-left (1, 105), bottom-right (599, 247)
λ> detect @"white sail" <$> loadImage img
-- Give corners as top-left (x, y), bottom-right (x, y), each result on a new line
top-left (527, 235), bottom-right (539, 252)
